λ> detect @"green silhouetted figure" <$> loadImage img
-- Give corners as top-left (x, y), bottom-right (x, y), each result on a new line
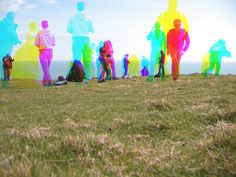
top-left (82, 43), bottom-right (94, 80)
top-left (204, 39), bottom-right (231, 77)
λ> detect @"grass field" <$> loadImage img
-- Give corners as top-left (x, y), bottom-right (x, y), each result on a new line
top-left (0, 75), bottom-right (236, 177)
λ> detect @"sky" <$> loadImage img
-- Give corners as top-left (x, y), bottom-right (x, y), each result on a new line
top-left (0, 0), bottom-right (236, 65)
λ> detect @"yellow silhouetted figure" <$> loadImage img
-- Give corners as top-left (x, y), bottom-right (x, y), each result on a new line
top-left (201, 53), bottom-right (210, 74)
top-left (12, 22), bottom-right (40, 80)
top-left (128, 54), bottom-right (140, 76)
top-left (157, 0), bottom-right (189, 75)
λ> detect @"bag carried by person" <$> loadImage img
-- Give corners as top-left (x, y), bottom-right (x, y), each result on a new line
top-left (66, 60), bottom-right (85, 82)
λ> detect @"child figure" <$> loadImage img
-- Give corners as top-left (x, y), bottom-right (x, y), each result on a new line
top-left (156, 50), bottom-right (165, 80)
top-left (98, 41), bottom-right (109, 82)
top-left (122, 54), bottom-right (130, 78)
top-left (2, 54), bottom-right (14, 81)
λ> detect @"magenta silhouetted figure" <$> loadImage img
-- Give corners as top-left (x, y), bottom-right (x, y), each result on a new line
top-left (104, 40), bottom-right (116, 80)
top-left (35, 20), bottom-right (55, 86)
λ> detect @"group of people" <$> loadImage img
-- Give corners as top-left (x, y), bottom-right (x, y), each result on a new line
top-left (0, 0), bottom-right (232, 86)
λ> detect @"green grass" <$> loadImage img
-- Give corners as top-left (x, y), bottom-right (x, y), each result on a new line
top-left (0, 74), bottom-right (236, 177)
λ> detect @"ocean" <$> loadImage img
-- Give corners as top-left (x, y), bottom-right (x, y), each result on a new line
top-left (48, 60), bottom-right (236, 80)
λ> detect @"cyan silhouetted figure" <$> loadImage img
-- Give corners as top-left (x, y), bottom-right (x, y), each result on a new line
top-left (96, 41), bottom-right (104, 79)
top-left (0, 12), bottom-right (21, 79)
top-left (12, 21), bottom-right (40, 80)
top-left (167, 19), bottom-right (190, 81)
top-left (204, 39), bottom-right (231, 77)
top-left (67, 1), bottom-right (94, 61)
top-left (147, 22), bottom-right (166, 82)
top-left (35, 20), bottom-right (55, 86)
top-left (122, 54), bottom-right (130, 78)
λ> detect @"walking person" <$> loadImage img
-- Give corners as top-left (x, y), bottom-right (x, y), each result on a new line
top-left (167, 19), bottom-right (190, 81)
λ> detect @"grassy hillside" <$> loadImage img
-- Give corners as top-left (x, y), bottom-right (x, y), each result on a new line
top-left (0, 75), bottom-right (236, 177)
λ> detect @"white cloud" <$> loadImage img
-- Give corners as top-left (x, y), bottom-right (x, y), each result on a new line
top-left (0, 0), bottom-right (57, 12)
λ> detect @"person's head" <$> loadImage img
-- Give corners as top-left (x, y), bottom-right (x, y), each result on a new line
top-left (6, 12), bottom-right (15, 21)
top-left (77, 1), bottom-right (85, 11)
top-left (217, 39), bottom-right (226, 45)
top-left (168, 0), bottom-right (178, 9)
top-left (154, 22), bottom-right (161, 30)
top-left (29, 21), bottom-right (37, 32)
top-left (173, 19), bottom-right (181, 29)
top-left (125, 54), bottom-right (129, 57)
top-left (41, 20), bottom-right (48, 29)
top-left (160, 50), bottom-right (165, 56)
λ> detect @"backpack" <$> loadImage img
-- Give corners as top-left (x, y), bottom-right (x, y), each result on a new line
top-left (2, 55), bottom-right (14, 69)
top-left (66, 60), bottom-right (85, 82)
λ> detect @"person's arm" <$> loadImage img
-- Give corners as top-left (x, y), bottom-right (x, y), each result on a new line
top-left (67, 18), bottom-right (72, 34)
top-left (167, 31), bottom-right (171, 55)
top-left (34, 32), bottom-right (40, 48)
top-left (147, 30), bottom-right (152, 40)
top-left (161, 31), bottom-right (167, 54)
top-left (88, 19), bottom-right (94, 33)
top-left (183, 31), bottom-right (190, 52)
top-left (51, 34), bottom-right (56, 47)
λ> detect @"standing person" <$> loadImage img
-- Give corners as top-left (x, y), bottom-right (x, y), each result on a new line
top-left (98, 41), bottom-right (109, 82)
top-left (12, 21), bottom-right (40, 80)
top-left (167, 19), bottom-right (190, 81)
top-left (147, 22), bottom-right (166, 82)
top-left (35, 20), bottom-right (55, 86)
top-left (104, 40), bottom-right (117, 80)
top-left (2, 54), bottom-right (14, 81)
top-left (0, 12), bottom-right (21, 79)
top-left (157, 50), bottom-right (165, 80)
top-left (204, 39), bottom-right (231, 77)
top-left (122, 54), bottom-right (130, 78)
top-left (67, 1), bottom-right (94, 62)
top-left (157, 0), bottom-right (189, 75)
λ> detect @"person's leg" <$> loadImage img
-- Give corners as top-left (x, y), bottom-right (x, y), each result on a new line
top-left (3, 67), bottom-right (8, 80)
top-left (149, 49), bottom-right (157, 77)
top-left (39, 50), bottom-right (51, 85)
top-left (111, 57), bottom-right (116, 79)
top-left (171, 52), bottom-right (179, 81)
top-left (215, 59), bottom-right (221, 76)
top-left (122, 65), bottom-right (128, 78)
top-left (204, 57), bottom-right (215, 77)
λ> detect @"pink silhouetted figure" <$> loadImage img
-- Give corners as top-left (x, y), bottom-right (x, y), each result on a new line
top-left (167, 19), bottom-right (190, 81)
top-left (35, 20), bottom-right (55, 86)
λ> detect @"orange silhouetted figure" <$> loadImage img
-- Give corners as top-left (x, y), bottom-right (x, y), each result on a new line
top-left (167, 19), bottom-right (190, 81)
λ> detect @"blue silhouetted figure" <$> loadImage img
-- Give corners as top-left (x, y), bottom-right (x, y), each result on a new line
top-left (0, 12), bottom-right (21, 79)
top-left (147, 22), bottom-right (166, 81)
top-left (122, 54), bottom-right (130, 78)
top-left (67, 1), bottom-right (94, 62)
